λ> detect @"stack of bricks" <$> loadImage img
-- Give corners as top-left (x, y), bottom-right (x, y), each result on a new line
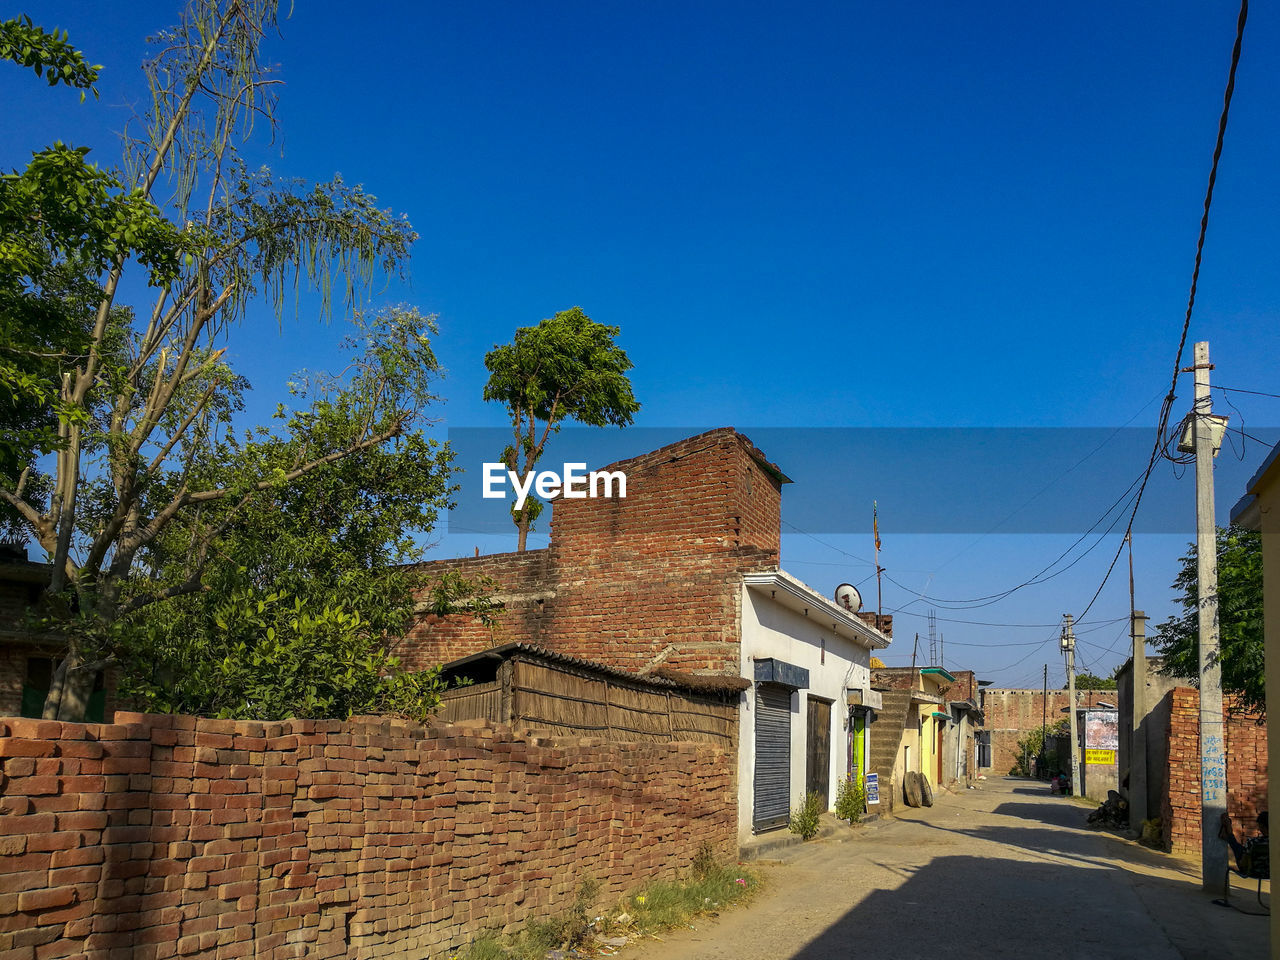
top-left (1160, 687), bottom-right (1268, 855)
top-left (403, 429), bottom-right (788, 676)
top-left (0, 712), bottom-right (735, 959)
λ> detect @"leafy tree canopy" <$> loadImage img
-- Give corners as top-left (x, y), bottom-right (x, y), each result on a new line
top-left (1068, 673), bottom-right (1117, 691)
top-left (483, 307), bottom-right (639, 550)
top-left (1153, 525), bottom-right (1264, 716)
top-left (0, 5), bottom-right (479, 722)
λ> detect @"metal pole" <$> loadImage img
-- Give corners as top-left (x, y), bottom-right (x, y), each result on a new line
top-left (1063, 614), bottom-right (1080, 797)
top-left (1190, 340), bottom-right (1228, 892)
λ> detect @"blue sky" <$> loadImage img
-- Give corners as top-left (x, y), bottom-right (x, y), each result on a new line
top-left (4, 1), bottom-right (1278, 686)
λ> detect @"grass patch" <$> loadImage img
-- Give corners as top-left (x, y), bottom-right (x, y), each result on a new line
top-left (455, 848), bottom-right (760, 960)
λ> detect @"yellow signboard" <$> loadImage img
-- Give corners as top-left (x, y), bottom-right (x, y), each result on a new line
top-left (1085, 749), bottom-right (1116, 765)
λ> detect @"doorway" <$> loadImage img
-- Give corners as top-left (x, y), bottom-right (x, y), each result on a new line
top-left (806, 696), bottom-right (832, 808)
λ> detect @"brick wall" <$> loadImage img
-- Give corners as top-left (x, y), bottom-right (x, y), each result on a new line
top-left (0, 712), bottom-right (735, 959)
top-left (396, 550), bottom-right (554, 669)
top-left (943, 670), bottom-right (977, 703)
top-left (979, 688), bottom-right (1117, 775)
top-left (1, 572), bottom-right (46, 717)
top-left (1160, 687), bottom-right (1268, 855)
top-left (404, 430), bottom-right (783, 675)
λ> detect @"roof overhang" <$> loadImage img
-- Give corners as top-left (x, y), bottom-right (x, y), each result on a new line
top-left (920, 667), bottom-right (956, 683)
top-left (847, 688), bottom-right (883, 710)
top-left (910, 690), bottom-right (945, 705)
top-left (743, 570), bottom-right (891, 649)
top-left (1230, 439), bottom-right (1280, 531)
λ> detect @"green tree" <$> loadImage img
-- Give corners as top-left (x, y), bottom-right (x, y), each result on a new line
top-left (1067, 673), bottom-right (1117, 691)
top-left (1011, 719), bottom-right (1069, 777)
top-left (0, 5), bottom-right (456, 721)
top-left (1153, 525), bottom-right (1264, 716)
top-left (483, 307), bottom-right (640, 551)
top-left (115, 309), bottom-right (492, 720)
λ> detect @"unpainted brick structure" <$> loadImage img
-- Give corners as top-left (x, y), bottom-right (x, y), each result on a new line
top-left (0, 555), bottom-right (49, 718)
top-left (1160, 687), bottom-right (1268, 855)
top-left (979, 687), bottom-right (1117, 775)
top-left (0, 712), bottom-right (734, 959)
top-left (402, 429), bottom-right (790, 675)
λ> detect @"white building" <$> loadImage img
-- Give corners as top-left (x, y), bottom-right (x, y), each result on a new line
top-left (737, 570), bottom-right (890, 840)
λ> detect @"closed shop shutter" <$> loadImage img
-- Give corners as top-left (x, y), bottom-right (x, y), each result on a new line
top-left (753, 684), bottom-right (792, 831)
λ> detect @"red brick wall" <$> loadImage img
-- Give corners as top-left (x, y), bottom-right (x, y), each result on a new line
top-left (980, 688), bottom-right (1117, 774)
top-left (405, 430), bottom-right (783, 675)
top-left (943, 670), bottom-right (977, 703)
top-left (1160, 687), bottom-right (1268, 855)
top-left (396, 550), bottom-right (554, 670)
top-left (0, 642), bottom-right (26, 718)
top-left (0, 711), bottom-right (735, 959)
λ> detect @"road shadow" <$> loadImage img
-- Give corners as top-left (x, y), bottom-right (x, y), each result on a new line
top-left (788, 852), bottom-right (1266, 960)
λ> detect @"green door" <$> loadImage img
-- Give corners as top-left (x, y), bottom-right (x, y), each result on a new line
top-left (852, 711), bottom-right (865, 785)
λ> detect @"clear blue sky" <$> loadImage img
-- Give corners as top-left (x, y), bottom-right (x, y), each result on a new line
top-left (4, 1), bottom-right (1279, 687)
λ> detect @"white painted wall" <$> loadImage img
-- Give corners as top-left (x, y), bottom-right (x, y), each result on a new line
top-left (737, 583), bottom-right (875, 841)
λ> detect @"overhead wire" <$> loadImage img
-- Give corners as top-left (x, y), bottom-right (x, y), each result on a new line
top-left (1074, 0), bottom-right (1249, 625)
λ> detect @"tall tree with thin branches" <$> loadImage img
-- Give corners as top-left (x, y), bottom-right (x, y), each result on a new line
top-left (1, 4), bottom-right (446, 719)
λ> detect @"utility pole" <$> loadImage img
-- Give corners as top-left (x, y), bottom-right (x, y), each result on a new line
top-left (1061, 614), bottom-right (1080, 796)
top-left (1130, 608), bottom-right (1149, 829)
top-left (874, 501), bottom-right (883, 633)
top-left (1040, 664), bottom-right (1047, 778)
top-left (1181, 340), bottom-right (1228, 892)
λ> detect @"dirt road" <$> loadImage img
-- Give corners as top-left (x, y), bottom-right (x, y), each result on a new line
top-left (631, 778), bottom-right (1268, 960)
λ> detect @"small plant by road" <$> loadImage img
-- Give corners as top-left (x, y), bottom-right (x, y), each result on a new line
top-left (834, 776), bottom-right (867, 824)
top-left (788, 790), bottom-right (824, 840)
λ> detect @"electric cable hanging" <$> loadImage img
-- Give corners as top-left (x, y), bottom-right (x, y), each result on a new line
top-left (1075, 0), bottom-right (1248, 624)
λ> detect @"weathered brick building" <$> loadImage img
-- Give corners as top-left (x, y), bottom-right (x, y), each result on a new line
top-left (403, 428), bottom-right (794, 675)
top-left (405, 429), bottom-right (893, 839)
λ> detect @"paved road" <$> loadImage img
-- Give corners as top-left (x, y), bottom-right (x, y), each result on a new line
top-left (633, 778), bottom-right (1269, 960)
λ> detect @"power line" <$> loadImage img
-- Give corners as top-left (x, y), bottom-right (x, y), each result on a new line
top-left (885, 608), bottom-right (1126, 630)
top-left (779, 519), bottom-right (875, 567)
top-left (1214, 384), bottom-right (1280, 401)
top-left (1075, 0), bottom-right (1248, 624)
top-left (882, 464), bottom-right (1146, 611)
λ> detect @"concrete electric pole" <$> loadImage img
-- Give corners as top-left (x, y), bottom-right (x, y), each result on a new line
top-left (1129, 608), bottom-right (1148, 829)
top-left (1179, 340), bottom-right (1229, 893)
top-left (1061, 614), bottom-right (1079, 796)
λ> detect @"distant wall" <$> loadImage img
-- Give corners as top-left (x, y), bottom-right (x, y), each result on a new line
top-left (979, 688), bottom-right (1116, 774)
top-left (0, 712), bottom-right (735, 959)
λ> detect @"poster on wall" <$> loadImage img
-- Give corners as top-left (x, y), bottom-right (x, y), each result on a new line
top-left (1084, 710), bottom-right (1119, 765)
top-left (865, 772), bottom-right (879, 805)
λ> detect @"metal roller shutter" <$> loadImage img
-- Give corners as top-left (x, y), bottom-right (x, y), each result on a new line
top-left (753, 684), bottom-right (792, 832)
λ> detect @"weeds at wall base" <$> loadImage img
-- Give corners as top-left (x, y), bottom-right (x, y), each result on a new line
top-left (456, 859), bottom-right (761, 960)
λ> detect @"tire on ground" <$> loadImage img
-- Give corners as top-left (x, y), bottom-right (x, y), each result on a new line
top-left (904, 771), bottom-right (922, 807)
top-left (920, 774), bottom-right (934, 807)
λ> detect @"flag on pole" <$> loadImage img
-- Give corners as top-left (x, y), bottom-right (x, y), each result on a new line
top-left (873, 500), bottom-right (881, 553)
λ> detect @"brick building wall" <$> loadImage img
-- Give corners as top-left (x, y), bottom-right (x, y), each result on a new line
top-left (0, 712), bottom-right (734, 959)
top-left (403, 429), bottom-right (785, 675)
top-left (980, 688), bottom-right (1117, 775)
top-left (1160, 687), bottom-right (1268, 855)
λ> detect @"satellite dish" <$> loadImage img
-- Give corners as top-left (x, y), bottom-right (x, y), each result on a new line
top-left (835, 583), bottom-right (862, 613)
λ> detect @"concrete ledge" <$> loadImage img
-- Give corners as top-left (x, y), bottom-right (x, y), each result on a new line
top-left (739, 813), bottom-right (886, 860)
